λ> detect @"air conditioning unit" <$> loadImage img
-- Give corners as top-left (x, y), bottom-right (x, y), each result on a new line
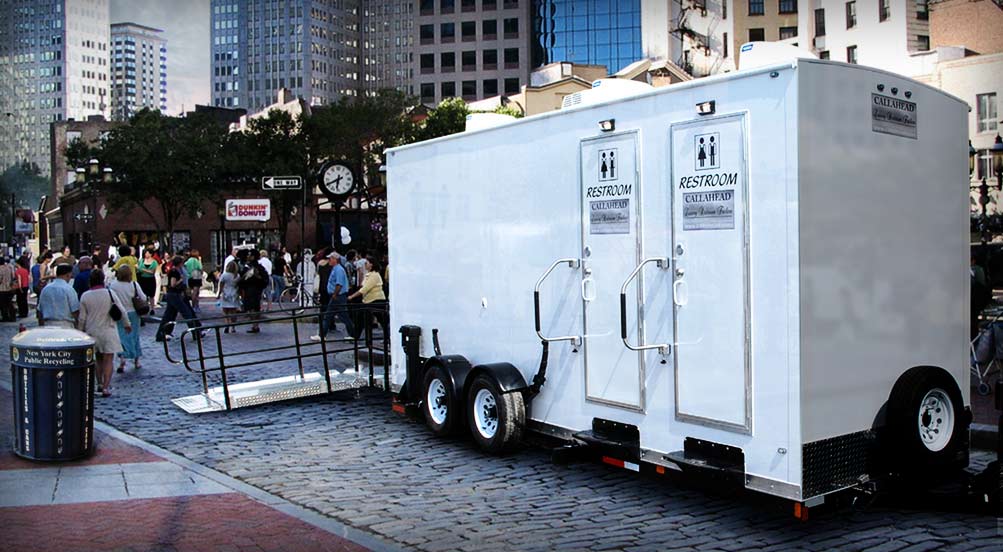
top-left (560, 79), bottom-right (653, 110)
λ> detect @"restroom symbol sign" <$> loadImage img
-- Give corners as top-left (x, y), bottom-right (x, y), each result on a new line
top-left (599, 148), bottom-right (618, 181)
top-left (695, 132), bottom-right (720, 171)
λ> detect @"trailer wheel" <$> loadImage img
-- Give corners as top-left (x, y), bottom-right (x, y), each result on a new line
top-left (467, 374), bottom-right (524, 454)
top-left (885, 366), bottom-right (965, 472)
top-left (422, 365), bottom-right (459, 436)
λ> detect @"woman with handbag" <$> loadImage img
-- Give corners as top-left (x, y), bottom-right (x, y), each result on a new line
top-left (110, 265), bottom-right (148, 373)
top-left (78, 269), bottom-right (131, 397)
top-left (184, 249), bottom-right (205, 313)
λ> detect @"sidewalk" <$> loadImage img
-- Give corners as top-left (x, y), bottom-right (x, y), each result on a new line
top-left (0, 388), bottom-right (386, 552)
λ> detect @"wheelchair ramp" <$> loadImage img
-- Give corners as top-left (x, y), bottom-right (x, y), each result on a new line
top-left (172, 369), bottom-right (387, 413)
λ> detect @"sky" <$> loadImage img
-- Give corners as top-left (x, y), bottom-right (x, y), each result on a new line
top-left (110, 0), bottom-right (210, 115)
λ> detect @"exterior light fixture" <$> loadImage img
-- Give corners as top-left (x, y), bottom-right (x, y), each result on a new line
top-left (970, 140), bottom-right (976, 176)
top-left (598, 119), bottom-right (615, 132)
top-left (102, 167), bottom-right (113, 183)
top-left (75, 167), bottom-right (86, 184)
top-left (87, 158), bottom-right (100, 176)
top-left (696, 101), bottom-right (716, 116)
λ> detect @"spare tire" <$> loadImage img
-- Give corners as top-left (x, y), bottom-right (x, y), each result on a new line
top-left (884, 366), bottom-right (966, 473)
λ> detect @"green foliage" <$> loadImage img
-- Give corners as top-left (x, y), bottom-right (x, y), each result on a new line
top-left (491, 104), bottom-right (524, 118)
top-left (418, 97), bottom-right (469, 141)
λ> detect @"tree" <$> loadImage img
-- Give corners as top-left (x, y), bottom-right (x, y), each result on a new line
top-left (0, 161), bottom-right (48, 210)
top-left (93, 109), bottom-right (229, 252)
top-left (417, 97), bottom-right (469, 141)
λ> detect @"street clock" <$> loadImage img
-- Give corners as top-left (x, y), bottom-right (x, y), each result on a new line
top-left (319, 161), bottom-right (356, 201)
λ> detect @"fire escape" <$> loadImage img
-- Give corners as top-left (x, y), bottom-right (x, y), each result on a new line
top-left (671, 0), bottom-right (726, 77)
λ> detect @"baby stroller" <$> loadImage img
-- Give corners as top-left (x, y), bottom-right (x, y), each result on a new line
top-left (971, 314), bottom-right (1003, 396)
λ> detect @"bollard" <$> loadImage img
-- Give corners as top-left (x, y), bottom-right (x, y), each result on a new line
top-left (10, 328), bottom-right (97, 461)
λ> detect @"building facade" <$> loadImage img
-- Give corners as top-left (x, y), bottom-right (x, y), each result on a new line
top-left (109, 22), bottom-right (167, 120)
top-left (732, 0), bottom-right (799, 65)
top-left (413, 0), bottom-right (533, 105)
top-left (797, 0), bottom-right (930, 69)
top-left (930, 0), bottom-right (1003, 56)
top-left (532, 0), bottom-right (643, 75)
top-left (210, 0), bottom-right (362, 112)
top-left (361, 0), bottom-right (414, 95)
top-left (0, 0), bottom-right (110, 177)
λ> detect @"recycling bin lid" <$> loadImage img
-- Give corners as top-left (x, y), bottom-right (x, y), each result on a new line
top-left (11, 328), bottom-right (95, 370)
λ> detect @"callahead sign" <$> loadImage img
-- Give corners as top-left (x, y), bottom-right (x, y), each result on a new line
top-left (225, 199), bottom-right (271, 221)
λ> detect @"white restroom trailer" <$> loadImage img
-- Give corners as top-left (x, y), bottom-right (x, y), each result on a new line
top-left (385, 58), bottom-right (971, 507)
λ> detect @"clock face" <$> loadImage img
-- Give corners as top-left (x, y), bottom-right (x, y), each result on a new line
top-left (322, 163), bottom-right (354, 195)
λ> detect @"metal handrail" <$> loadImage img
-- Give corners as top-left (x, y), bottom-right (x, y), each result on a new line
top-left (533, 257), bottom-right (582, 347)
top-left (619, 257), bottom-right (670, 355)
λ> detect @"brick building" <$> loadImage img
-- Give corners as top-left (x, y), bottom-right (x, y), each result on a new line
top-left (930, 0), bottom-right (1003, 55)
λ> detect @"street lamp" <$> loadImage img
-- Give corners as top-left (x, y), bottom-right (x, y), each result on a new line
top-left (74, 158), bottom-right (113, 253)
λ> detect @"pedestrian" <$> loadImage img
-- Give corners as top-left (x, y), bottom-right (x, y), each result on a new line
top-left (73, 256), bottom-right (93, 298)
top-left (110, 265), bottom-right (146, 372)
top-left (15, 255), bottom-right (31, 319)
top-left (155, 255), bottom-right (202, 342)
top-left (312, 250), bottom-right (353, 341)
top-left (51, 245), bottom-right (75, 274)
top-left (312, 249), bottom-right (333, 331)
top-left (344, 250), bottom-right (359, 291)
top-left (354, 248), bottom-right (368, 283)
top-left (271, 248), bottom-right (290, 303)
top-left (238, 250), bottom-right (269, 333)
top-left (79, 269), bottom-right (130, 397)
top-left (37, 264), bottom-right (79, 327)
top-left (184, 249), bottom-right (204, 312)
top-left (32, 251), bottom-right (53, 297)
top-left (137, 248), bottom-right (159, 309)
top-left (0, 257), bottom-right (17, 321)
top-left (346, 256), bottom-right (388, 338)
top-left (281, 246), bottom-right (292, 265)
top-left (112, 245), bottom-right (138, 281)
top-left (257, 249), bottom-right (273, 308)
top-left (217, 261), bottom-right (241, 333)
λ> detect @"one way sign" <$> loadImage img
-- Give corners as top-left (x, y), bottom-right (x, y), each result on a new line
top-left (262, 176), bottom-right (303, 190)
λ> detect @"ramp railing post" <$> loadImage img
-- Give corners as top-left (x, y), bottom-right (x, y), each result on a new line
top-left (214, 327), bottom-right (232, 411)
top-left (292, 312), bottom-right (305, 379)
top-left (194, 328), bottom-right (209, 394)
top-left (319, 309), bottom-right (332, 393)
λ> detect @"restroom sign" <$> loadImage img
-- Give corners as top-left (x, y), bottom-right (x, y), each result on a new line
top-left (694, 132), bottom-right (720, 171)
top-left (599, 148), bottom-right (618, 181)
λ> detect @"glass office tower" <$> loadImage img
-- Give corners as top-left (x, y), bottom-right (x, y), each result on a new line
top-left (532, 0), bottom-right (642, 74)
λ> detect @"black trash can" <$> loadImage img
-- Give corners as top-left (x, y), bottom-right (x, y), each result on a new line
top-left (10, 328), bottom-right (96, 461)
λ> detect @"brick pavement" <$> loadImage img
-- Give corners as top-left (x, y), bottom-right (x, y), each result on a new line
top-left (2, 316), bottom-right (1001, 551)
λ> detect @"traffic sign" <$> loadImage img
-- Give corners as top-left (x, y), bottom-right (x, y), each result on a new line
top-left (262, 176), bottom-right (303, 190)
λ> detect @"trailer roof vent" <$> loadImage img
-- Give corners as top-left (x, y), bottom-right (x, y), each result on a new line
top-left (464, 112), bottom-right (517, 132)
top-left (560, 78), bottom-right (653, 110)
top-left (737, 41), bottom-right (817, 71)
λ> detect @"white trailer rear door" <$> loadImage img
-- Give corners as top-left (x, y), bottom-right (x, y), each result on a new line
top-left (670, 114), bottom-right (752, 433)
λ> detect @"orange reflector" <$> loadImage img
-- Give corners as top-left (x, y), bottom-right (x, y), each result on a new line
top-left (391, 403), bottom-right (406, 414)
top-left (655, 465), bottom-right (666, 475)
top-left (793, 502), bottom-right (808, 522)
top-left (600, 456), bottom-right (640, 472)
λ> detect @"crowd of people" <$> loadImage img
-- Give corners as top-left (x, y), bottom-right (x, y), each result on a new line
top-left (2, 241), bottom-right (390, 397)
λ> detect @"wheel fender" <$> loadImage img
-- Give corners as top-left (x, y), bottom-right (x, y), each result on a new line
top-left (467, 362), bottom-right (529, 396)
top-left (422, 355), bottom-right (473, 410)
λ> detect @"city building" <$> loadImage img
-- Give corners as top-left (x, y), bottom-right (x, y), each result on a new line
top-left (797, 0), bottom-right (930, 70)
top-left (109, 22), bottom-right (167, 120)
top-left (210, 0), bottom-right (362, 112)
top-left (361, 0), bottom-right (414, 95)
top-left (930, 0), bottom-right (1003, 55)
top-left (0, 0), bottom-right (111, 177)
top-left (732, 0), bottom-right (799, 65)
top-left (532, 0), bottom-right (644, 75)
top-left (414, 0), bottom-right (533, 105)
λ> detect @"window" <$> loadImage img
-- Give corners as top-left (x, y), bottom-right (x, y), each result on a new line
top-left (917, 34), bottom-right (930, 50)
top-left (723, 32), bottom-right (729, 58)
top-left (483, 49), bottom-right (498, 69)
top-left (503, 0), bottom-right (518, 8)
top-left (819, 50), bottom-right (830, 60)
top-left (420, 53), bottom-right (434, 73)
top-left (846, 45), bottom-right (858, 64)
top-left (441, 22), bottom-right (455, 42)
top-left (504, 47), bottom-right (519, 68)
top-left (462, 80), bottom-right (476, 99)
top-left (483, 79), bottom-right (498, 96)
top-left (420, 24), bottom-right (434, 44)
top-left (815, 8), bottom-right (826, 37)
top-left (846, 2), bottom-right (856, 28)
top-left (462, 50), bottom-right (476, 70)
top-left (462, 21), bottom-right (476, 41)
top-left (917, 0), bottom-right (929, 21)
top-left (879, 0), bottom-right (890, 22)
top-left (483, 0), bottom-right (497, 10)
top-left (483, 19), bottom-right (497, 39)
top-left (748, 0), bottom-right (764, 15)
top-left (440, 0), bottom-right (455, 13)
top-left (441, 52), bottom-right (455, 72)
top-left (441, 81), bottom-right (456, 98)
top-left (461, 0), bottom-right (476, 12)
top-left (749, 28), bottom-right (765, 42)
top-left (504, 77), bottom-right (520, 94)
top-left (420, 83), bottom-right (434, 102)
top-left (977, 93), bottom-right (998, 133)
top-left (780, 26), bottom-right (797, 40)
top-left (503, 18), bottom-right (518, 38)
top-left (779, 0), bottom-right (797, 14)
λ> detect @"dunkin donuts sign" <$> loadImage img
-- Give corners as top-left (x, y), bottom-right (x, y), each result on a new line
top-left (226, 199), bottom-right (271, 221)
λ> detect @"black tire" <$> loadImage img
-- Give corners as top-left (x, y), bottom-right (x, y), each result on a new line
top-left (278, 287), bottom-right (305, 315)
top-left (466, 374), bottom-right (525, 454)
top-left (422, 365), bottom-right (459, 436)
top-left (885, 366), bottom-right (966, 473)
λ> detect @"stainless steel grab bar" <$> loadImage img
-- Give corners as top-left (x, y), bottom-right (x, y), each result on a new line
top-left (533, 257), bottom-right (582, 348)
top-left (619, 257), bottom-right (670, 355)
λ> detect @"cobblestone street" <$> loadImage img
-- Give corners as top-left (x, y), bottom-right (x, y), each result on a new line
top-left (2, 314), bottom-right (1000, 551)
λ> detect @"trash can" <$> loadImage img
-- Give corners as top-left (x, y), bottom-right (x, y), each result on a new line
top-left (10, 328), bottom-right (96, 461)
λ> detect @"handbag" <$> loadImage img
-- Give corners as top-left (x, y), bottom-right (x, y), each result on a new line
top-left (107, 290), bottom-right (123, 322)
top-left (131, 282), bottom-right (151, 315)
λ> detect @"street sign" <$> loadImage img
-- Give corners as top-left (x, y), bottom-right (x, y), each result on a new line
top-left (262, 176), bottom-right (303, 190)
top-left (74, 213), bottom-right (95, 223)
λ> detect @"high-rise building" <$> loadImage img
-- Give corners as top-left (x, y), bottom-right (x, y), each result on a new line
top-left (0, 0), bottom-right (111, 177)
top-left (361, 0), bottom-right (414, 95)
top-left (532, 0), bottom-right (643, 75)
top-left (110, 22), bottom-right (167, 120)
top-left (210, 0), bottom-right (362, 113)
top-left (414, 0), bottom-right (533, 105)
top-left (798, 0), bottom-right (930, 69)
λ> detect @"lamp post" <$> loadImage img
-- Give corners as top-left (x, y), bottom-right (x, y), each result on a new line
top-left (74, 158), bottom-right (113, 253)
